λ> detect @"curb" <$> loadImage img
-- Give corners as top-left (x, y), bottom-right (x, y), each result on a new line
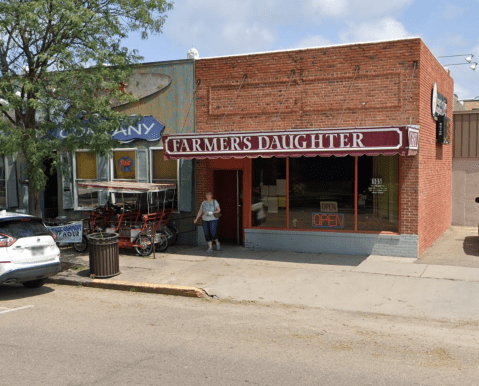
top-left (46, 276), bottom-right (207, 298)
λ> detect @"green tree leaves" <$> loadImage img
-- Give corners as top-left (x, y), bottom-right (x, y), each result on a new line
top-left (0, 0), bottom-right (173, 214)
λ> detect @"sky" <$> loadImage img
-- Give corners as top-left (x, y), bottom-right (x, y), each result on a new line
top-left (123, 0), bottom-right (479, 100)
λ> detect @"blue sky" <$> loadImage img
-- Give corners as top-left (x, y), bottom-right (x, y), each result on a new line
top-left (124, 0), bottom-right (479, 99)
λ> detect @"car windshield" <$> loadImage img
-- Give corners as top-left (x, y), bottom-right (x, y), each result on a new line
top-left (0, 219), bottom-right (51, 239)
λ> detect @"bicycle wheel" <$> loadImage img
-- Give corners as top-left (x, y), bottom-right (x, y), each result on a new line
top-left (165, 225), bottom-right (178, 246)
top-left (135, 234), bottom-right (154, 257)
top-left (73, 235), bottom-right (89, 253)
top-left (155, 230), bottom-right (169, 252)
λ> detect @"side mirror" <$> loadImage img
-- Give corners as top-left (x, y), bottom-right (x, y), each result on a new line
top-left (475, 198), bottom-right (479, 204)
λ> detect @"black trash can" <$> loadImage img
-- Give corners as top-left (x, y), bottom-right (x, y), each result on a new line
top-left (87, 233), bottom-right (120, 278)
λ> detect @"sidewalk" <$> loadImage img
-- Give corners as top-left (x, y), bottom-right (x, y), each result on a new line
top-left (51, 236), bottom-right (479, 321)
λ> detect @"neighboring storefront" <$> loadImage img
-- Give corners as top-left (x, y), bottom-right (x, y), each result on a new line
top-left (452, 110), bottom-right (479, 226)
top-left (164, 38), bottom-right (453, 258)
top-left (4, 59), bottom-right (198, 244)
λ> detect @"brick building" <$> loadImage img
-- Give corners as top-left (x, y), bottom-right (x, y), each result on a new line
top-left (164, 38), bottom-right (453, 258)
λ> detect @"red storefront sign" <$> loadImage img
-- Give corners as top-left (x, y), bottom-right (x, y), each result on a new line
top-left (163, 126), bottom-right (419, 159)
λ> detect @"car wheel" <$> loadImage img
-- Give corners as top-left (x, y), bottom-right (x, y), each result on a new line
top-left (135, 234), bottom-right (154, 257)
top-left (165, 225), bottom-right (178, 246)
top-left (73, 235), bottom-right (89, 253)
top-left (22, 279), bottom-right (46, 288)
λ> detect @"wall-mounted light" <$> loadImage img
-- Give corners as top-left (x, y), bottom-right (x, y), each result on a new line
top-left (442, 62), bottom-right (478, 71)
top-left (438, 53), bottom-right (474, 63)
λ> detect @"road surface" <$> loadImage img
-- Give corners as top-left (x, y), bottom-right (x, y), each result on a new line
top-left (1, 284), bottom-right (479, 385)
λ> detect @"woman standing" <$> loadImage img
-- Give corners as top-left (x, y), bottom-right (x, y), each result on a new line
top-left (194, 192), bottom-right (221, 254)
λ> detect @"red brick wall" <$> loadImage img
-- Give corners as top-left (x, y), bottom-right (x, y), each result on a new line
top-left (195, 38), bottom-right (452, 251)
top-left (417, 43), bottom-right (454, 255)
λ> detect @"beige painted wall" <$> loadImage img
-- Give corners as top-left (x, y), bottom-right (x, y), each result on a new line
top-left (452, 158), bottom-right (479, 226)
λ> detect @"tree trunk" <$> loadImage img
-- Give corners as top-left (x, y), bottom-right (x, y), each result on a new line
top-left (28, 183), bottom-right (42, 218)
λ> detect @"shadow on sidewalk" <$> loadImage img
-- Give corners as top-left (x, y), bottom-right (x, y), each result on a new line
top-left (58, 243), bottom-right (368, 269)
top-left (166, 244), bottom-right (368, 267)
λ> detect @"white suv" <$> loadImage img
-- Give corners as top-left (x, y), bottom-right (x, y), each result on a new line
top-left (0, 211), bottom-right (61, 288)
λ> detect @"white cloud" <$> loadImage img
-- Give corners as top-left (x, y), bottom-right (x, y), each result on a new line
top-left (441, 3), bottom-right (465, 20)
top-left (339, 17), bottom-right (412, 43)
top-left (292, 35), bottom-right (332, 49)
top-left (162, 0), bottom-right (415, 57)
top-left (309, 0), bottom-right (414, 19)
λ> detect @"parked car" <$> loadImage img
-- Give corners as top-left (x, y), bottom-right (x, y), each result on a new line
top-left (0, 211), bottom-right (61, 288)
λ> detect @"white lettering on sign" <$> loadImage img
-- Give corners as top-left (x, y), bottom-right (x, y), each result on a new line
top-left (295, 135), bottom-right (307, 149)
top-left (205, 138), bottom-right (218, 152)
top-left (220, 137), bottom-right (229, 151)
top-left (231, 136), bottom-right (241, 151)
top-left (164, 127), bottom-right (405, 156)
top-left (243, 136), bottom-right (252, 150)
top-left (340, 133), bottom-right (350, 148)
top-left (179, 139), bottom-right (190, 152)
top-left (353, 133), bottom-right (364, 148)
top-left (192, 138), bottom-right (201, 152)
top-left (259, 136), bottom-right (270, 150)
top-left (172, 139), bottom-right (180, 152)
top-left (310, 134), bottom-right (323, 148)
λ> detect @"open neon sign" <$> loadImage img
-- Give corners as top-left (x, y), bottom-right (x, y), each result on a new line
top-left (312, 213), bottom-right (345, 229)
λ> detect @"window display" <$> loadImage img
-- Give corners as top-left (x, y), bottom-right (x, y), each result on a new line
top-left (251, 154), bottom-right (400, 233)
top-left (357, 155), bottom-right (399, 232)
top-left (252, 157), bottom-right (286, 228)
top-left (75, 151), bottom-right (99, 209)
top-left (113, 150), bottom-right (136, 180)
top-left (289, 156), bottom-right (354, 230)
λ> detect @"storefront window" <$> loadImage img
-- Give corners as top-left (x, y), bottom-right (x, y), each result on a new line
top-left (151, 149), bottom-right (178, 209)
top-left (0, 157), bottom-right (5, 208)
top-left (252, 157), bottom-right (286, 228)
top-left (289, 156), bottom-right (355, 230)
top-left (75, 151), bottom-right (99, 209)
top-left (357, 155), bottom-right (399, 232)
top-left (113, 150), bottom-right (137, 180)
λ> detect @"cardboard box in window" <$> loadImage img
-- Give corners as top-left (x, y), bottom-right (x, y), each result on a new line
top-left (278, 196), bottom-right (286, 208)
top-left (261, 185), bottom-right (268, 197)
top-left (268, 185), bottom-right (277, 196)
top-left (277, 179), bottom-right (286, 196)
top-left (267, 197), bottom-right (278, 213)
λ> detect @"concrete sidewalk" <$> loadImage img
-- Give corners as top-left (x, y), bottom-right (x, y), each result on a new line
top-left (50, 242), bottom-right (479, 321)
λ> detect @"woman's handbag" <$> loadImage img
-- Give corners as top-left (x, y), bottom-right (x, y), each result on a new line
top-left (214, 201), bottom-right (222, 218)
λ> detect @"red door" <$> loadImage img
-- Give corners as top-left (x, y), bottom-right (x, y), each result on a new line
top-left (214, 170), bottom-right (243, 244)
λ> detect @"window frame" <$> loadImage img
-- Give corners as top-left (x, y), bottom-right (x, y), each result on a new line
top-left (73, 150), bottom-right (105, 211)
top-left (250, 155), bottom-right (402, 235)
top-left (149, 146), bottom-right (180, 214)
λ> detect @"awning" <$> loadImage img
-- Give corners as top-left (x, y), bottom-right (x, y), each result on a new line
top-left (77, 181), bottom-right (176, 194)
top-left (163, 126), bottom-right (419, 160)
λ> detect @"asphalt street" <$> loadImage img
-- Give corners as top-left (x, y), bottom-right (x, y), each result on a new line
top-left (1, 284), bottom-right (479, 386)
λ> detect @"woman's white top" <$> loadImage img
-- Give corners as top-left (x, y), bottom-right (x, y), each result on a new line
top-left (201, 199), bottom-right (219, 222)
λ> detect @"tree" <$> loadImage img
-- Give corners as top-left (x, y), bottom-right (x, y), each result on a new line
top-left (0, 0), bottom-right (173, 216)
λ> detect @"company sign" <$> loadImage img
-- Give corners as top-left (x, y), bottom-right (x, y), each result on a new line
top-left (52, 116), bottom-right (165, 144)
top-left (164, 126), bottom-right (419, 159)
